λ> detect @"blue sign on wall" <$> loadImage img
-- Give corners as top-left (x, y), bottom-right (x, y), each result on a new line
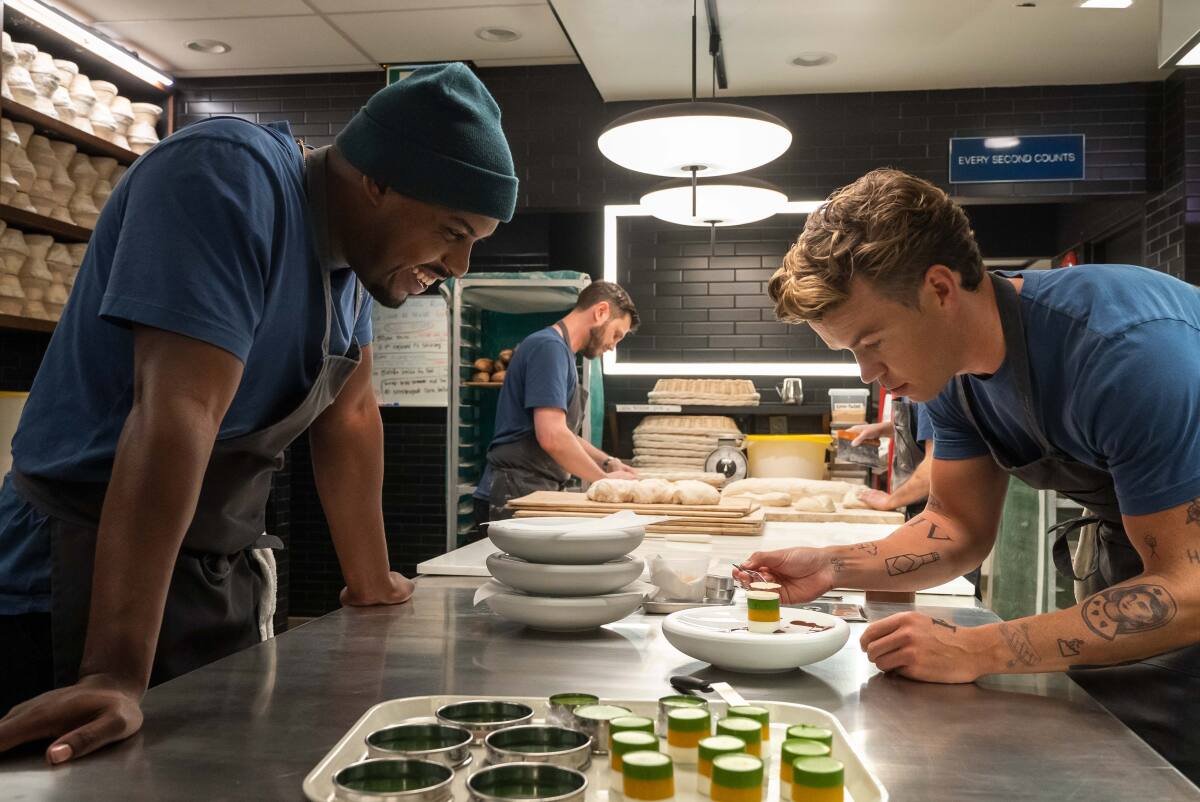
top-left (949, 134), bottom-right (1085, 183)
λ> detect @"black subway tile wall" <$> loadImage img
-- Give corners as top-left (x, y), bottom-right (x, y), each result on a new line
top-left (177, 65), bottom-right (1161, 210)
top-left (286, 407), bottom-right (447, 617)
top-left (608, 214), bottom-right (859, 408)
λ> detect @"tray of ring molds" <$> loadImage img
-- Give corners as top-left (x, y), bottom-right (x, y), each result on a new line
top-left (303, 693), bottom-right (887, 802)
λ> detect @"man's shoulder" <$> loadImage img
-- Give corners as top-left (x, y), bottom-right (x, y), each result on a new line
top-left (1018, 265), bottom-right (1200, 340)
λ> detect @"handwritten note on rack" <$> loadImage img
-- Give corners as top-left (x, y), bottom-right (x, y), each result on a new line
top-left (371, 296), bottom-right (449, 407)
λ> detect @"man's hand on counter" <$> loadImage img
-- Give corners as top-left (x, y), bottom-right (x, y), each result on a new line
top-left (860, 612), bottom-right (992, 684)
top-left (606, 468), bottom-right (639, 480)
top-left (0, 672), bottom-right (144, 765)
top-left (734, 547), bottom-right (835, 604)
top-left (858, 488), bottom-right (900, 511)
top-left (340, 571), bottom-right (415, 606)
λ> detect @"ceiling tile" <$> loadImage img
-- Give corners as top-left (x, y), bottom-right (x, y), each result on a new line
top-left (551, 0), bottom-right (1166, 101)
top-left (97, 15), bottom-right (371, 72)
top-left (328, 4), bottom-right (573, 63)
top-left (61, 0), bottom-right (311, 23)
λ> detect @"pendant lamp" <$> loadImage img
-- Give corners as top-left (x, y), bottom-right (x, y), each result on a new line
top-left (597, 1), bottom-right (791, 178)
top-left (639, 176), bottom-right (787, 227)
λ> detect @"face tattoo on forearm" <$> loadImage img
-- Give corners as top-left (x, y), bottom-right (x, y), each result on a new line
top-left (1081, 584), bottom-right (1178, 641)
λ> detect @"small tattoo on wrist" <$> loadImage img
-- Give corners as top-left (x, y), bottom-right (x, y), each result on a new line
top-left (854, 542), bottom-right (879, 556)
top-left (830, 557), bottom-right (846, 573)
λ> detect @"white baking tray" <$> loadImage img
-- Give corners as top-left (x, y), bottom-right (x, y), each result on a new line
top-left (303, 695), bottom-right (887, 802)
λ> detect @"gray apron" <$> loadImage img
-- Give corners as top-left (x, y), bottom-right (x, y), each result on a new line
top-left (890, 397), bottom-right (926, 519)
top-left (955, 273), bottom-right (1200, 784)
top-left (486, 321), bottom-right (587, 521)
top-left (10, 142), bottom-right (363, 687)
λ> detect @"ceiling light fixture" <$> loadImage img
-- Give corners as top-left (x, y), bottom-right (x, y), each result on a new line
top-left (1178, 42), bottom-right (1200, 66)
top-left (597, 0), bottom-right (791, 178)
top-left (1080, 0), bottom-right (1132, 7)
top-left (791, 52), bottom-right (836, 67)
top-left (983, 136), bottom-right (1022, 148)
top-left (640, 176), bottom-right (788, 228)
top-left (475, 27), bottom-right (521, 42)
top-left (186, 39), bottom-right (232, 54)
top-left (5, 0), bottom-right (173, 88)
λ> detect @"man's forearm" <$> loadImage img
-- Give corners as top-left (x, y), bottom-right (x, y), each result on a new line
top-left (577, 435), bottom-right (609, 466)
top-left (823, 509), bottom-right (990, 592)
top-left (968, 571), bottom-right (1198, 674)
top-left (80, 401), bottom-right (221, 687)
top-left (310, 403), bottom-right (391, 595)
top-left (542, 430), bottom-right (606, 482)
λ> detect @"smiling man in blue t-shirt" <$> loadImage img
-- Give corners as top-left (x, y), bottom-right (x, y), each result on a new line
top-left (739, 168), bottom-right (1200, 782)
top-left (0, 64), bottom-right (516, 763)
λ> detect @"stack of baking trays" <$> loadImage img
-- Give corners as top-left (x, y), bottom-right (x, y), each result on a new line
top-left (631, 415), bottom-right (744, 473)
top-left (647, 378), bottom-right (761, 406)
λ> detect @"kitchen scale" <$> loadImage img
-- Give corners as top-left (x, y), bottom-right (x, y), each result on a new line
top-left (704, 435), bottom-right (747, 481)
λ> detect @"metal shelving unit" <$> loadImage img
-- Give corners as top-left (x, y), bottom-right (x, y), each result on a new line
top-left (443, 274), bottom-right (593, 553)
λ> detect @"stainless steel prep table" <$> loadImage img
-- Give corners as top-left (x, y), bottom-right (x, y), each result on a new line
top-left (2, 576), bottom-right (1196, 801)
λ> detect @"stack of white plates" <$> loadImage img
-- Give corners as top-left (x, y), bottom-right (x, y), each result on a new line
top-left (483, 517), bottom-right (648, 631)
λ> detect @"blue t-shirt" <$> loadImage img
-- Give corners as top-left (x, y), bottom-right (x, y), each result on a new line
top-left (926, 265), bottom-right (1200, 517)
top-left (0, 118), bottom-right (371, 614)
top-left (476, 326), bottom-right (576, 500)
top-left (915, 402), bottom-right (933, 444)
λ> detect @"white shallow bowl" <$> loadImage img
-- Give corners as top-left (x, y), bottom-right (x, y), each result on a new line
top-left (486, 587), bottom-right (645, 631)
top-left (662, 605), bottom-right (850, 673)
top-left (486, 552), bottom-right (646, 596)
top-left (486, 517), bottom-right (645, 564)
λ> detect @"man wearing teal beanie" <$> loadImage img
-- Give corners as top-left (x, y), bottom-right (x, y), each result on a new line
top-left (0, 63), bottom-right (516, 763)
top-left (330, 61), bottom-right (517, 306)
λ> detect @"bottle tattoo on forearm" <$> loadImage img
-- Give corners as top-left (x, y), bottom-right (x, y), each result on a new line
top-left (885, 552), bottom-right (940, 576)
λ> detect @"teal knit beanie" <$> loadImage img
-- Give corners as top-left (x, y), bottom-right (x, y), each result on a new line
top-left (335, 63), bottom-right (518, 222)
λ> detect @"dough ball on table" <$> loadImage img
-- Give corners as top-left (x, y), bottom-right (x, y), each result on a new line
top-left (474, 357), bottom-right (495, 372)
top-left (793, 496), bottom-right (836, 513)
top-left (746, 492), bottom-right (791, 507)
top-left (492, 369), bottom-right (507, 383)
top-left (472, 371), bottom-right (491, 383)
top-left (631, 478), bottom-right (675, 505)
top-left (587, 478), bottom-right (637, 503)
top-left (672, 479), bottom-right (721, 505)
top-left (841, 489), bottom-right (868, 509)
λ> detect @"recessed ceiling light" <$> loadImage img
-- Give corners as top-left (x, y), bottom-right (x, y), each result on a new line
top-left (186, 39), bottom-right (232, 54)
top-left (475, 26), bottom-right (521, 43)
top-left (1080, 0), bottom-right (1132, 7)
top-left (791, 52), bottom-right (836, 67)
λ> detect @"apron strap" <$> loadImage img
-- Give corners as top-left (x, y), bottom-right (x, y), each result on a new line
top-left (1049, 513), bottom-right (1102, 582)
